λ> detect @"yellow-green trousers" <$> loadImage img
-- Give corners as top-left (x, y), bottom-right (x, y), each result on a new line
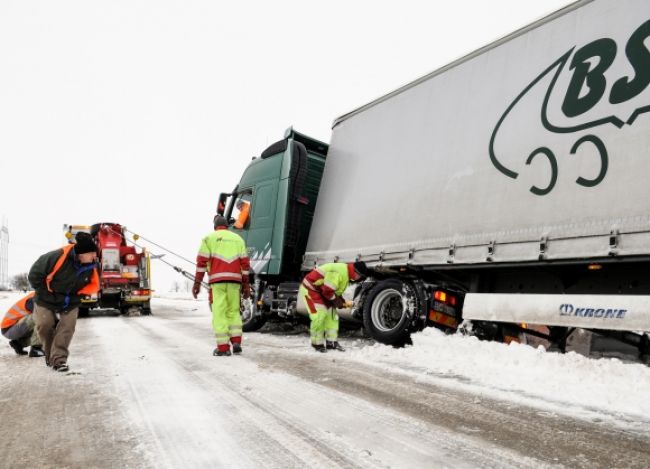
top-left (211, 283), bottom-right (243, 353)
top-left (299, 285), bottom-right (339, 346)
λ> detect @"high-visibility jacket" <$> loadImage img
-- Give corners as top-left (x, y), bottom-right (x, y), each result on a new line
top-left (1, 292), bottom-right (35, 330)
top-left (234, 201), bottom-right (250, 230)
top-left (301, 263), bottom-right (355, 302)
top-left (195, 227), bottom-right (251, 285)
top-left (28, 244), bottom-right (100, 312)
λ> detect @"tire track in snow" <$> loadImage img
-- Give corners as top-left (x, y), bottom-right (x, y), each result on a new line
top-left (88, 315), bottom-right (359, 469)
top-left (125, 308), bottom-right (550, 468)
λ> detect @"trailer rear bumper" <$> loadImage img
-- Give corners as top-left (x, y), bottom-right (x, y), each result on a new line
top-left (463, 293), bottom-right (650, 331)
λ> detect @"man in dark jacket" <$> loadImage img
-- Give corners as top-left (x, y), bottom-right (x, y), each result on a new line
top-left (28, 232), bottom-right (100, 372)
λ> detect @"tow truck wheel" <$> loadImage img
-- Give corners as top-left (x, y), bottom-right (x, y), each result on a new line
top-left (362, 278), bottom-right (414, 346)
top-left (141, 301), bottom-right (152, 315)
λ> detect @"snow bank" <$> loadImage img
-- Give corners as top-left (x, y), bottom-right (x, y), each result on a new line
top-left (348, 327), bottom-right (650, 425)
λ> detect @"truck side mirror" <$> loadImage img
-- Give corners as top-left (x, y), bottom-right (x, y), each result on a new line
top-left (217, 193), bottom-right (229, 216)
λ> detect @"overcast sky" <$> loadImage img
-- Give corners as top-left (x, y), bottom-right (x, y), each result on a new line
top-left (1, 0), bottom-right (573, 290)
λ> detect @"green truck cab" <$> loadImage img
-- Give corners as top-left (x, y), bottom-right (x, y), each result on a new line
top-left (216, 128), bottom-right (328, 330)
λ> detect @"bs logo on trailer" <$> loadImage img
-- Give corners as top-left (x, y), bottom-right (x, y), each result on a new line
top-left (489, 19), bottom-right (650, 196)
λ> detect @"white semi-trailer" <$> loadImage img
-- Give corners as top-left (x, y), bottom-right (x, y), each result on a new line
top-left (217, 0), bottom-right (650, 357)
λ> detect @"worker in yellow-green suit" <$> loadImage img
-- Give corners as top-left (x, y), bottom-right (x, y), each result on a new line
top-left (299, 262), bottom-right (368, 352)
top-left (193, 215), bottom-right (251, 357)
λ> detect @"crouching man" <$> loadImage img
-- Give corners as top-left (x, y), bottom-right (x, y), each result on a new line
top-left (299, 262), bottom-right (368, 352)
top-left (1, 291), bottom-right (44, 357)
top-left (28, 232), bottom-right (99, 372)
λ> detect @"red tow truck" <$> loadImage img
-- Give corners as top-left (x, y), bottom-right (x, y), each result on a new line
top-left (64, 223), bottom-right (152, 316)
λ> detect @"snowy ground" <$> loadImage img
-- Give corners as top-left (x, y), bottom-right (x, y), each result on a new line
top-left (1, 291), bottom-right (649, 468)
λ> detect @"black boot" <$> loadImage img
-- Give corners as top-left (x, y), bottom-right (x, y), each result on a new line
top-left (312, 344), bottom-right (327, 353)
top-left (232, 343), bottom-right (242, 354)
top-left (326, 341), bottom-right (345, 351)
top-left (28, 345), bottom-right (45, 357)
top-left (213, 348), bottom-right (232, 357)
top-left (9, 340), bottom-right (27, 356)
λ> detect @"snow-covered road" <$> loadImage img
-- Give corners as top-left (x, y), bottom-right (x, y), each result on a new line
top-left (1, 292), bottom-right (649, 468)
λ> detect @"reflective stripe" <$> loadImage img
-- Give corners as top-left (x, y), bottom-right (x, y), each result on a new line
top-left (215, 333), bottom-right (230, 345)
top-left (209, 272), bottom-right (242, 282)
top-left (241, 270), bottom-right (249, 276)
top-left (10, 305), bottom-right (28, 317)
top-left (196, 267), bottom-right (207, 273)
top-left (210, 253), bottom-right (241, 263)
top-left (197, 251), bottom-right (210, 258)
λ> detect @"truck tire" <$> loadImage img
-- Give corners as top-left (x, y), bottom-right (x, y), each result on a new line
top-left (78, 307), bottom-right (90, 318)
top-left (241, 298), bottom-right (267, 332)
top-left (141, 301), bottom-right (152, 316)
top-left (362, 278), bottom-right (414, 346)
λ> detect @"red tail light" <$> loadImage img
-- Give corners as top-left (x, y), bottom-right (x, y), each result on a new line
top-left (433, 290), bottom-right (457, 306)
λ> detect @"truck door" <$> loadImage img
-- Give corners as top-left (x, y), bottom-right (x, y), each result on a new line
top-left (231, 182), bottom-right (277, 275)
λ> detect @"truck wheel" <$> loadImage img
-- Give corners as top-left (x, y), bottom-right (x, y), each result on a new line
top-left (78, 307), bottom-right (90, 318)
top-left (241, 298), bottom-right (266, 332)
top-left (141, 301), bottom-right (152, 316)
top-left (362, 278), bottom-right (414, 345)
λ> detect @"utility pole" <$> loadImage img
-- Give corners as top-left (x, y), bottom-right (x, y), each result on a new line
top-left (0, 216), bottom-right (8, 290)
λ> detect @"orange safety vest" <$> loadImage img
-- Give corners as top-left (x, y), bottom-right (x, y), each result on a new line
top-left (1, 292), bottom-right (35, 330)
top-left (45, 244), bottom-right (100, 295)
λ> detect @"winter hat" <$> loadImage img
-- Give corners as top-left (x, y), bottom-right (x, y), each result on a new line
top-left (74, 232), bottom-right (98, 254)
top-left (351, 261), bottom-right (370, 280)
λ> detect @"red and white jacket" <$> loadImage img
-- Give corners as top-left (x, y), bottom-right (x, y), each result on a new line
top-left (195, 227), bottom-right (251, 285)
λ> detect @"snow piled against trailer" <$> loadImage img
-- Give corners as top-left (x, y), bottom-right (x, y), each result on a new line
top-left (346, 328), bottom-right (650, 428)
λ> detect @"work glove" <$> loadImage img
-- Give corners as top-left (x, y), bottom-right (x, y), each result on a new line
top-left (192, 281), bottom-right (201, 299)
top-left (242, 283), bottom-right (251, 299)
top-left (333, 296), bottom-right (346, 309)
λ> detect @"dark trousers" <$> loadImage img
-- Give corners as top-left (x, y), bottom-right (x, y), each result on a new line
top-left (33, 304), bottom-right (78, 366)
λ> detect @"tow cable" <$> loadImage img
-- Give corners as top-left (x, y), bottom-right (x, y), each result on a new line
top-left (116, 228), bottom-right (209, 291)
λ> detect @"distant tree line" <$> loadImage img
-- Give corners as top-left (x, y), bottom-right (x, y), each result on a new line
top-left (11, 273), bottom-right (30, 292)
